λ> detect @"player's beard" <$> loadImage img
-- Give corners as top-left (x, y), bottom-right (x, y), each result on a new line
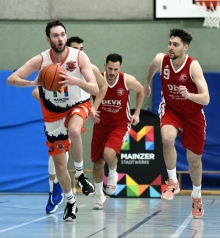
top-left (169, 48), bottom-right (184, 60)
top-left (169, 52), bottom-right (181, 60)
top-left (170, 55), bottom-right (178, 60)
top-left (107, 73), bottom-right (117, 81)
top-left (50, 42), bottom-right (66, 53)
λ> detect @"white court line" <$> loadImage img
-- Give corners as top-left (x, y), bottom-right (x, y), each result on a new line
top-left (0, 204), bottom-right (86, 233)
top-left (171, 213), bottom-right (192, 238)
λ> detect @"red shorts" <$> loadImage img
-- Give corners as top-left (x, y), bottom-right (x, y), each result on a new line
top-left (45, 101), bottom-right (91, 156)
top-left (160, 107), bottom-right (206, 155)
top-left (91, 123), bottom-right (130, 162)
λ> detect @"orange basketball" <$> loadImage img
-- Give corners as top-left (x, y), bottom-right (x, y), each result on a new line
top-left (38, 64), bottom-right (64, 91)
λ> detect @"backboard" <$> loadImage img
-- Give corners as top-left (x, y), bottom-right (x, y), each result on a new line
top-left (154, 0), bottom-right (204, 19)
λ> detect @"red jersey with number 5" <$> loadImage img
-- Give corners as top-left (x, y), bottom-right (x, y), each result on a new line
top-left (160, 54), bottom-right (203, 114)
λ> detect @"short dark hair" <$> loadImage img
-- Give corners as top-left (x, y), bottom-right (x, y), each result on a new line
top-left (45, 20), bottom-right (66, 38)
top-left (169, 28), bottom-right (193, 45)
top-left (67, 36), bottom-right (84, 47)
top-left (106, 53), bottom-right (123, 65)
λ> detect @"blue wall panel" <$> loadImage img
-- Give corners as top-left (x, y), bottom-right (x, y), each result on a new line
top-left (0, 71), bottom-right (49, 192)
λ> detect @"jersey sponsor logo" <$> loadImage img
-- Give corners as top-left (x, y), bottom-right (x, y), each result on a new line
top-left (167, 84), bottom-right (179, 91)
top-left (66, 61), bottom-right (76, 72)
top-left (117, 88), bottom-right (125, 96)
top-left (58, 86), bottom-right (68, 95)
top-left (167, 84), bottom-right (186, 100)
top-left (102, 100), bottom-right (121, 106)
top-left (53, 86), bottom-right (69, 103)
top-left (179, 74), bottom-right (187, 82)
top-left (53, 98), bottom-right (69, 103)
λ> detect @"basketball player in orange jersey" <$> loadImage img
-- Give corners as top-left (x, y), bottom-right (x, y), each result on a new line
top-left (91, 53), bottom-right (144, 210)
top-left (144, 28), bottom-right (210, 219)
top-left (31, 36), bottom-right (107, 214)
top-left (7, 19), bottom-right (99, 222)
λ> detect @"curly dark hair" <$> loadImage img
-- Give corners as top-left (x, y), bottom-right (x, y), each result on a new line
top-left (169, 28), bottom-right (193, 45)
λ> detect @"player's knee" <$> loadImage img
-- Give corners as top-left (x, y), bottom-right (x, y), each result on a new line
top-left (188, 157), bottom-right (201, 168)
top-left (162, 135), bottom-right (175, 147)
top-left (103, 149), bottom-right (116, 162)
top-left (93, 160), bottom-right (105, 171)
top-left (68, 127), bottom-right (81, 140)
top-left (54, 163), bottom-right (66, 174)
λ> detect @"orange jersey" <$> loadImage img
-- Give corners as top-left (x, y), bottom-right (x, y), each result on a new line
top-left (39, 47), bottom-right (90, 122)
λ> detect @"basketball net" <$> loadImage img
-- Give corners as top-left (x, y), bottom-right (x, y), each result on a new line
top-left (196, 1), bottom-right (220, 28)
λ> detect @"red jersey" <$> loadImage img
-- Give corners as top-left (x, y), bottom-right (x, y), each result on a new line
top-left (160, 54), bottom-right (203, 114)
top-left (97, 72), bottom-right (131, 126)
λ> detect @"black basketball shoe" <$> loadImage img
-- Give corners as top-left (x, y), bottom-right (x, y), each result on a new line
top-left (76, 173), bottom-right (95, 196)
top-left (63, 202), bottom-right (78, 222)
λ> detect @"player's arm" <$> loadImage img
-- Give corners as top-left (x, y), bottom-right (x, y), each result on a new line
top-left (179, 61), bottom-right (210, 105)
top-left (126, 74), bottom-right (144, 126)
top-left (89, 64), bottom-right (108, 123)
top-left (91, 64), bottom-right (107, 110)
top-left (32, 86), bottom-right (40, 101)
top-left (59, 51), bottom-right (99, 96)
top-left (7, 55), bottom-right (42, 87)
top-left (79, 52), bottom-right (99, 96)
top-left (144, 53), bottom-right (164, 97)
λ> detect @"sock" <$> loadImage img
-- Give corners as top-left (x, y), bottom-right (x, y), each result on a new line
top-left (54, 176), bottom-right (58, 183)
top-left (74, 161), bottom-right (83, 177)
top-left (167, 168), bottom-right (177, 183)
top-left (65, 190), bottom-right (76, 204)
top-left (95, 182), bottom-right (104, 196)
top-left (49, 179), bottom-right (53, 193)
top-left (192, 185), bottom-right (201, 198)
top-left (109, 167), bottom-right (117, 177)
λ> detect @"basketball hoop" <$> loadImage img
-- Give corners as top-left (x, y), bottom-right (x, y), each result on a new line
top-left (195, 0), bottom-right (220, 28)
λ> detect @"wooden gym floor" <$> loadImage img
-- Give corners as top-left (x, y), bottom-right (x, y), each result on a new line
top-left (0, 193), bottom-right (219, 237)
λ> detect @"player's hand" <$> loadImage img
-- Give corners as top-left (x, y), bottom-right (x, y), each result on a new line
top-left (144, 84), bottom-right (151, 97)
top-left (179, 85), bottom-right (189, 99)
top-left (131, 114), bottom-right (140, 126)
top-left (90, 107), bottom-right (100, 124)
top-left (59, 71), bottom-right (80, 86)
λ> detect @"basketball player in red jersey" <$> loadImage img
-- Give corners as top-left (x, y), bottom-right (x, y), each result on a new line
top-left (91, 53), bottom-right (144, 210)
top-left (144, 28), bottom-right (210, 219)
top-left (7, 20), bottom-right (99, 222)
top-left (31, 36), bottom-right (107, 215)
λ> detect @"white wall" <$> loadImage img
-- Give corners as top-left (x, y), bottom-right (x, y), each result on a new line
top-left (0, 0), bottom-right (154, 20)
